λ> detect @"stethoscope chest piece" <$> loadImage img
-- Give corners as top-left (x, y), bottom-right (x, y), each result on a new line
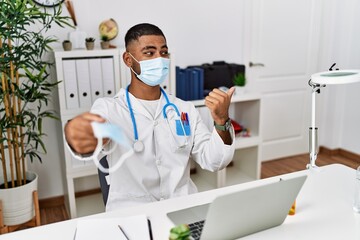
top-left (133, 140), bottom-right (144, 153)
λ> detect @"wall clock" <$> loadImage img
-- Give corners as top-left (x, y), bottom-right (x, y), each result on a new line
top-left (33, 0), bottom-right (64, 7)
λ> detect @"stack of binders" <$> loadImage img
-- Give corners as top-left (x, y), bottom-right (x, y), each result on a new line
top-left (176, 66), bottom-right (204, 101)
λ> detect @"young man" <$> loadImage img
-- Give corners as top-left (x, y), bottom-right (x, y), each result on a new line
top-left (64, 23), bottom-right (236, 211)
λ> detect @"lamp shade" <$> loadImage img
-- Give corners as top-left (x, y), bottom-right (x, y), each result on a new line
top-left (311, 70), bottom-right (360, 85)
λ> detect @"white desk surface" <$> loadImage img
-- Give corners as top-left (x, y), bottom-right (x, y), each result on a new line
top-left (1, 164), bottom-right (360, 240)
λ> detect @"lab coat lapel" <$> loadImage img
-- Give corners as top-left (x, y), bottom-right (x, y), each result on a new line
top-left (154, 92), bottom-right (167, 120)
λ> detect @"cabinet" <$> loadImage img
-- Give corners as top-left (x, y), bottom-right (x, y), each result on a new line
top-left (191, 93), bottom-right (262, 192)
top-left (54, 49), bottom-right (122, 218)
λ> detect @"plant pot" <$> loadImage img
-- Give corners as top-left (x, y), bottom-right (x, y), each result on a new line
top-left (101, 41), bottom-right (110, 49)
top-left (234, 86), bottom-right (246, 95)
top-left (0, 172), bottom-right (38, 226)
top-left (62, 41), bottom-right (72, 51)
top-left (85, 41), bottom-right (95, 50)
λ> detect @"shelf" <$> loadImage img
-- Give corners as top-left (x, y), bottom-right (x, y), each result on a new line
top-left (192, 92), bottom-right (261, 107)
top-left (234, 135), bottom-right (261, 148)
top-left (191, 92), bottom-right (261, 190)
top-left (54, 48), bottom-right (121, 59)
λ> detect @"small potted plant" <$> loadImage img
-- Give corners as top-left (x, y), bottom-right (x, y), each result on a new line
top-left (233, 72), bottom-right (246, 95)
top-left (85, 37), bottom-right (95, 50)
top-left (100, 35), bottom-right (110, 49)
top-left (169, 224), bottom-right (191, 240)
top-left (62, 40), bottom-right (72, 51)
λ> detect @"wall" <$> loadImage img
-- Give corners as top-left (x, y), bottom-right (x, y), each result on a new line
top-left (318, 0), bottom-right (360, 154)
top-left (340, 0), bottom-right (360, 154)
top-left (50, 0), bottom-right (246, 67)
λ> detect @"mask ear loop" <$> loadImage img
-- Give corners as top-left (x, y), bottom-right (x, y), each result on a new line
top-left (101, 141), bottom-right (117, 155)
top-left (92, 136), bottom-right (134, 174)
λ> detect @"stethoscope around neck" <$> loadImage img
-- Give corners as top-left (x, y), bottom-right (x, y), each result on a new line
top-left (125, 85), bottom-right (183, 153)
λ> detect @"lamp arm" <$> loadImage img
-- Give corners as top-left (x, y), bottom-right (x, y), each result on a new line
top-left (307, 80), bottom-right (325, 169)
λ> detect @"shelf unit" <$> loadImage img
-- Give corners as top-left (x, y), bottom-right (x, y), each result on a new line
top-left (54, 48), bottom-right (123, 219)
top-left (191, 93), bottom-right (262, 192)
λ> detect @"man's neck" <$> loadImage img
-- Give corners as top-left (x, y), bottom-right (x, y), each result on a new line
top-left (128, 78), bottom-right (161, 100)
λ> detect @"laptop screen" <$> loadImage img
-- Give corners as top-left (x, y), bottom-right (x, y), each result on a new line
top-left (167, 174), bottom-right (307, 240)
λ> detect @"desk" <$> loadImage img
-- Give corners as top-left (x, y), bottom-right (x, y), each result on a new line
top-left (1, 164), bottom-right (359, 240)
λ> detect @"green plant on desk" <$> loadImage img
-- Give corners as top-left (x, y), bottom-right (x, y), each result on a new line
top-left (169, 224), bottom-right (191, 240)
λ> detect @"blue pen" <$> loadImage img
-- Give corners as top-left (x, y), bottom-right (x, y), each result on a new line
top-left (185, 112), bottom-right (189, 125)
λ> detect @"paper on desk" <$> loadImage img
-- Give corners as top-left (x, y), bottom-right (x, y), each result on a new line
top-left (74, 214), bottom-right (150, 240)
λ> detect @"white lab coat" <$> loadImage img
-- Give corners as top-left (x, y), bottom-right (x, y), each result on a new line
top-left (87, 88), bottom-right (235, 211)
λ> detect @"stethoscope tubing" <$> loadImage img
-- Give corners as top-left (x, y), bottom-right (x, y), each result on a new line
top-left (125, 85), bottom-right (181, 144)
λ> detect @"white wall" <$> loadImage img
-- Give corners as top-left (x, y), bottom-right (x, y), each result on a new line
top-left (51, 0), bottom-right (246, 67)
top-left (318, 0), bottom-right (360, 154)
top-left (27, 0), bottom-right (360, 199)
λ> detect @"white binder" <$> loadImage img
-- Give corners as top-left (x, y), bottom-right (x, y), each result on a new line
top-left (75, 59), bottom-right (92, 108)
top-left (62, 60), bottom-right (79, 109)
top-left (89, 58), bottom-right (104, 101)
top-left (101, 57), bottom-right (115, 97)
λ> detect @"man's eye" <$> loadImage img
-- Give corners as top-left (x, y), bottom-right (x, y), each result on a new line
top-left (161, 51), bottom-right (170, 57)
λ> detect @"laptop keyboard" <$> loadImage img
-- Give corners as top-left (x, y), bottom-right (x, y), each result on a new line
top-left (188, 220), bottom-right (205, 240)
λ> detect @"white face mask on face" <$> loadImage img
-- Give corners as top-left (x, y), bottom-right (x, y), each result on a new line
top-left (128, 52), bottom-right (170, 86)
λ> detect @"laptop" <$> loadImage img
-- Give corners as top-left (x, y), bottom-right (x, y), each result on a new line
top-left (167, 174), bottom-right (307, 240)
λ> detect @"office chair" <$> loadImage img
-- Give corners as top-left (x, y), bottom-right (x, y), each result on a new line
top-left (97, 156), bottom-right (110, 205)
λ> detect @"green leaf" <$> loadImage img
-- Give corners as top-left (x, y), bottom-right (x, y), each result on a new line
top-left (0, 0), bottom-right (72, 186)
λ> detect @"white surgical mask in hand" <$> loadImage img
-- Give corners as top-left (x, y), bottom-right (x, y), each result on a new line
top-left (91, 122), bottom-right (134, 173)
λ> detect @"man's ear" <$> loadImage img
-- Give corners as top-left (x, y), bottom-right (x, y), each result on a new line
top-left (123, 52), bottom-right (132, 67)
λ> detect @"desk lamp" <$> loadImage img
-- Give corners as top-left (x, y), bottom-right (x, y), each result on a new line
top-left (307, 64), bottom-right (360, 169)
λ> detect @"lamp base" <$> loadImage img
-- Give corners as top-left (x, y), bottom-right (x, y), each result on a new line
top-left (306, 163), bottom-right (321, 172)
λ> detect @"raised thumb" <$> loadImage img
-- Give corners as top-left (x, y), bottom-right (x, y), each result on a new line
top-left (227, 86), bottom-right (236, 98)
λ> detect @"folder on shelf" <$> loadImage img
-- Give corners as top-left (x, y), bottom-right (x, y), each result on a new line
top-left (62, 60), bottom-right (79, 109)
top-left (75, 59), bottom-right (92, 108)
top-left (185, 68), bottom-right (194, 101)
top-left (89, 58), bottom-right (104, 101)
top-left (101, 57), bottom-right (116, 97)
top-left (176, 66), bottom-right (186, 100)
top-left (176, 66), bottom-right (205, 101)
top-left (74, 215), bottom-right (151, 240)
top-left (193, 67), bottom-right (204, 100)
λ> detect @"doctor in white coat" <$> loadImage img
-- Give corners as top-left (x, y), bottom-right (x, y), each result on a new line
top-left (64, 23), bottom-right (236, 211)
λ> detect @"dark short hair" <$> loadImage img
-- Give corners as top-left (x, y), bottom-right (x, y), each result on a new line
top-left (125, 23), bottom-right (166, 48)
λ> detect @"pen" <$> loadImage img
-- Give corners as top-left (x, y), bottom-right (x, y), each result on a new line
top-left (147, 219), bottom-right (153, 240)
top-left (118, 225), bottom-right (130, 240)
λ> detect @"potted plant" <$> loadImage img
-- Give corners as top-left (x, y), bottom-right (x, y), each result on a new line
top-left (0, 0), bottom-right (70, 230)
top-left (100, 35), bottom-right (110, 49)
top-left (85, 37), bottom-right (95, 50)
top-left (62, 40), bottom-right (72, 51)
top-left (233, 72), bottom-right (246, 95)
